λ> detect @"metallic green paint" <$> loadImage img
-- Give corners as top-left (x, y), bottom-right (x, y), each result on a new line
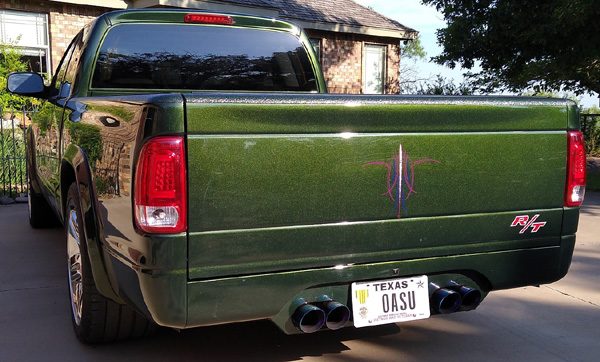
top-left (185, 94), bottom-right (571, 133)
top-left (567, 103), bottom-right (581, 130)
top-left (562, 207), bottom-right (580, 235)
top-left (188, 210), bottom-right (564, 279)
top-left (58, 95), bottom-right (187, 312)
top-left (31, 92), bottom-right (580, 332)
top-left (183, 241), bottom-right (574, 331)
top-left (187, 132), bottom-right (565, 231)
top-left (184, 96), bottom-right (571, 280)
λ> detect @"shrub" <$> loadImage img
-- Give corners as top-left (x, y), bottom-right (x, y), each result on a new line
top-left (0, 41), bottom-right (41, 111)
top-left (581, 107), bottom-right (600, 157)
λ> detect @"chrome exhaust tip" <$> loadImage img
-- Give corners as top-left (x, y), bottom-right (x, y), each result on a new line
top-left (292, 301), bottom-right (326, 333)
top-left (448, 281), bottom-right (482, 311)
top-left (429, 283), bottom-right (462, 314)
top-left (322, 299), bottom-right (350, 330)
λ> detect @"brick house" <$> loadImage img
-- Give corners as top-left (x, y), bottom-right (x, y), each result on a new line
top-left (0, 0), bottom-right (417, 94)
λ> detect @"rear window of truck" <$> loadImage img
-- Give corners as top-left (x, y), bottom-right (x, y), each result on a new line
top-left (91, 24), bottom-right (318, 92)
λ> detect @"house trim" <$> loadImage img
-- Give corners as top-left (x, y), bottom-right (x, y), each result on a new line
top-left (290, 19), bottom-right (416, 41)
top-left (48, 0), bottom-right (128, 9)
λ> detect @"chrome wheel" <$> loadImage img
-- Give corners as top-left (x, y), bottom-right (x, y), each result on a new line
top-left (64, 182), bottom-right (156, 343)
top-left (67, 207), bottom-right (83, 326)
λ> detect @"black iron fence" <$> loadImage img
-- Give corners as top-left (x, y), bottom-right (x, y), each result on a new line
top-left (1, 107), bottom-right (35, 199)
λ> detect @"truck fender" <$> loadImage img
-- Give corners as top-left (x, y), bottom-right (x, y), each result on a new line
top-left (26, 127), bottom-right (43, 195)
top-left (61, 144), bottom-right (124, 304)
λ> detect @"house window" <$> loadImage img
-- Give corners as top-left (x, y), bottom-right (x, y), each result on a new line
top-left (309, 38), bottom-right (321, 63)
top-left (0, 10), bottom-right (50, 78)
top-left (364, 44), bottom-right (386, 94)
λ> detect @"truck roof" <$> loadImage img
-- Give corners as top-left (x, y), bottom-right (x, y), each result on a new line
top-left (98, 8), bottom-right (301, 35)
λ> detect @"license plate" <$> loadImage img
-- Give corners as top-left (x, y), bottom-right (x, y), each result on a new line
top-left (351, 275), bottom-right (430, 328)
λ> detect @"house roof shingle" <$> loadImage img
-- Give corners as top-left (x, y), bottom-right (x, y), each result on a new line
top-left (213, 0), bottom-right (417, 37)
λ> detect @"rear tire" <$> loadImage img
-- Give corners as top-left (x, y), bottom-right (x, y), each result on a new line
top-left (66, 183), bottom-right (156, 344)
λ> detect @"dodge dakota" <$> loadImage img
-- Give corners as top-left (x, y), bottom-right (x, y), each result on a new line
top-left (7, 9), bottom-right (586, 343)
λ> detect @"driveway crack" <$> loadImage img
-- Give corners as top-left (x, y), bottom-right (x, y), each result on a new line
top-left (544, 285), bottom-right (600, 307)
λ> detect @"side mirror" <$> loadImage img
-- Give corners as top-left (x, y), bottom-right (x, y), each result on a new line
top-left (7, 72), bottom-right (46, 97)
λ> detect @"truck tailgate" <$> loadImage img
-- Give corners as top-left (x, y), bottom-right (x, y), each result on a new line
top-left (184, 94), bottom-right (572, 280)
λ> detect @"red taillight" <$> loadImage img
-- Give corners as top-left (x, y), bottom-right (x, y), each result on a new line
top-left (184, 13), bottom-right (233, 25)
top-left (565, 131), bottom-right (586, 207)
top-left (134, 136), bottom-right (187, 233)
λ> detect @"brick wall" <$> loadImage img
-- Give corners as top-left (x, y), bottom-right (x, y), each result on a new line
top-left (321, 34), bottom-right (363, 94)
top-left (307, 30), bottom-right (401, 94)
top-left (49, 11), bottom-right (103, 70)
top-left (386, 43), bottom-right (401, 94)
top-left (0, 0), bottom-right (113, 73)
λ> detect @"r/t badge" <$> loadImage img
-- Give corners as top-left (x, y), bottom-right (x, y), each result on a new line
top-left (511, 214), bottom-right (547, 234)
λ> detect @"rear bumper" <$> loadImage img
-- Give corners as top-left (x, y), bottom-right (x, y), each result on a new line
top-left (111, 234), bottom-right (576, 331)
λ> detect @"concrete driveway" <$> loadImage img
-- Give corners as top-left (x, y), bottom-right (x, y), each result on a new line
top-left (1, 194), bottom-right (599, 361)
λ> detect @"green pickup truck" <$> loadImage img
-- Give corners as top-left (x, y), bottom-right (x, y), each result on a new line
top-left (8, 9), bottom-right (586, 343)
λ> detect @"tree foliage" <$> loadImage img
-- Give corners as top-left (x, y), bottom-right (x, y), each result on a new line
top-left (421, 0), bottom-right (600, 95)
top-left (581, 106), bottom-right (600, 156)
top-left (401, 36), bottom-right (426, 61)
top-left (399, 36), bottom-right (431, 93)
top-left (0, 41), bottom-right (40, 110)
top-left (414, 74), bottom-right (476, 95)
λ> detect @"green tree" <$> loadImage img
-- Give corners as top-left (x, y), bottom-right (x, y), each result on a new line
top-left (401, 36), bottom-right (426, 61)
top-left (0, 41), bottom-right (43, 111)
top-left (399, 36), bottom-right (430, 93)
top-left (581, 106), bottom-right (600, 156)
top-left (0, 42), bottom-right (29, 110)
top-left (415, 74), bottom-right (476, 95)
top-left (421, 0), bottom-right (600, 95)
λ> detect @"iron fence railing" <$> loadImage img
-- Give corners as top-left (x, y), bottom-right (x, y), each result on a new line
top-left (0, 107), bottom-right (37, 199)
